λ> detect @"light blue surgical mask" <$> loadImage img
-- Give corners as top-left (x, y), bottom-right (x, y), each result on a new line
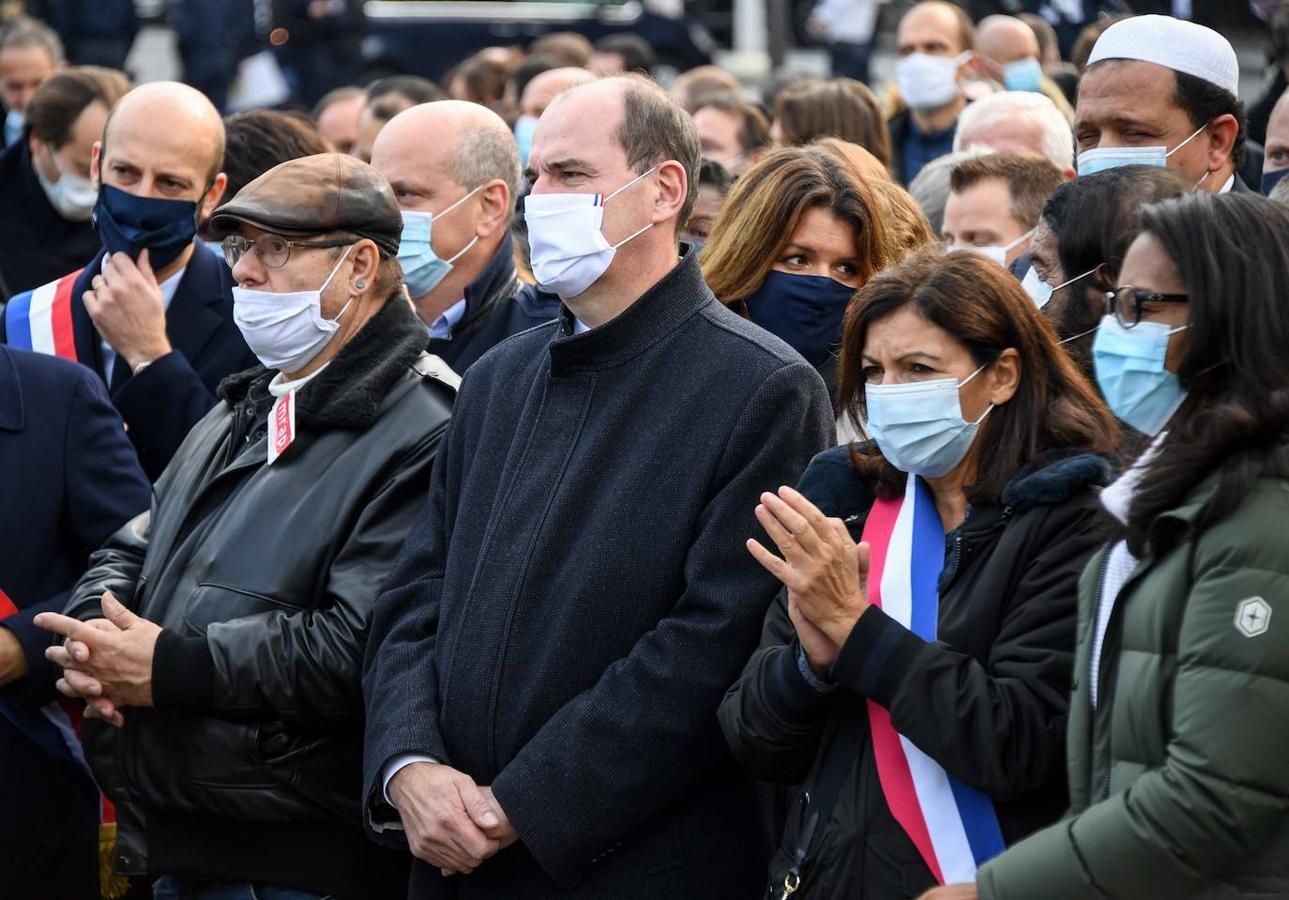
top-left (4, 108), bottom-right (23, 146)
top-left (1003, 57), bottom-right (1044, 93)
top-left (1092, 314), bottom-right (1190, 435)
top-left (865, 363), bottom-right (994, 477)
top-left (1076, 122), bottom-right (1208, 177)
top-left (398, 185), bottom-right (482, 299)
top-left (514, 115), bottom-right (538, 169)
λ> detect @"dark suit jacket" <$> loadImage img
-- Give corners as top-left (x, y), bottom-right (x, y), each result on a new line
top-left (0, 345), bottom-right (149, 899)
top-left (2, 244), bottom-right (258, 479)
top-left (0, 141), bottom-right (101, 300)
top-left (0, 343), bottom-right (150, 705)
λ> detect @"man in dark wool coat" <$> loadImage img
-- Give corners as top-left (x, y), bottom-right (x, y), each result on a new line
top-left (362, 74), bottom-right (835, 899)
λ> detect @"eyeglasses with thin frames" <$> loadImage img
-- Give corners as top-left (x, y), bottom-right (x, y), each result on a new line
top-left (222, 234), bottom-right (355, 269)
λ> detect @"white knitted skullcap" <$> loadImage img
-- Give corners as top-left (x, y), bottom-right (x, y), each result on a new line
top-left (1087, 14), bottom-right (1239, 97)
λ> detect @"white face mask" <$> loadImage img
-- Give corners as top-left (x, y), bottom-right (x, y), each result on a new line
top-left (895, 52), bottom-right (970, 112)
top-left (948, 227), bottom-right (1033, 268)
top-left (523, 166), bottom-right (656, 299)
top-left (232, 245), bottom-right (354, 373)
top-left (1022, 265), bottom-right (1097, 309)
top-left (36, 147), bottom-right (98, 222)
top-left (1075, 122), bottom-right (1208, 177)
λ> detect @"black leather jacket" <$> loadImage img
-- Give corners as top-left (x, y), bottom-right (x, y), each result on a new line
top-left (65, 296), bottom-right (456, 899)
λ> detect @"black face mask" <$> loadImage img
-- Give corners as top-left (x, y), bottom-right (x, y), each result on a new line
top-left (744, 270), bottom-right (856, 366)
top-left (92, 183), bottom-right (199, 269)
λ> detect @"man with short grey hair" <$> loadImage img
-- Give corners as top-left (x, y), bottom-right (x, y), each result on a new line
top-left (371, 100), bottom-right (558, 372)
top-left (363, 74), bottom-right (833, 897)
top-left (0, 17), bottom-right (63, 148)
top-left (954, 90), bottom-right (1075, 178)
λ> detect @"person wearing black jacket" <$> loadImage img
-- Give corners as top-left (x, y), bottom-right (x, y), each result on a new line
top-left (719, 249), bottom-right (1120, 899)
top-left (370, 100), bottom-right (560, 375)
top-left (36, 154), bottom-right (458, 900)
top-left (0, 67), bottom-right (129, 300)
top-left (362, 77), bottom-right (834, 898)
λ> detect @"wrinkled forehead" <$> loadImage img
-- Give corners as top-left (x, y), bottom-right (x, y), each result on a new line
top-left (529, 92), bottom-right (630, 173)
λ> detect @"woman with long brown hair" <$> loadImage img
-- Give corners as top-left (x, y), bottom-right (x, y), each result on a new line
top-left (701, 141), bottom-right (932, 406)
top-left (719, 249), bottom-right (1120, 899)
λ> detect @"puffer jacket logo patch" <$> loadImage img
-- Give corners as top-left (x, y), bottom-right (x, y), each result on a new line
top-left (1235, 596), bottom-right (1272, 637)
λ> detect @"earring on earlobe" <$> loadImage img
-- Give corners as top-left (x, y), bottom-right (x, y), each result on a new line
top-left (355, 280), bottom-right (366, 290)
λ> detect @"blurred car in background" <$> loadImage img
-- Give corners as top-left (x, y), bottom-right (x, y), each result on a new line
top-left (360, 0), bottom-right (715, 82)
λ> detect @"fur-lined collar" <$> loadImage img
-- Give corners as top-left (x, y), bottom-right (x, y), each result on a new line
top-left (218, 293), bottom-right (429, 430)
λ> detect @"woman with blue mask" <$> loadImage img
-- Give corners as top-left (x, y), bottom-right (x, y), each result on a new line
top-left (720, 248), bottom-right (1120, 899)
top-left (702, 143), bottom-right (911, 414)
top-left (924, 194), bottom-right (1289, 899)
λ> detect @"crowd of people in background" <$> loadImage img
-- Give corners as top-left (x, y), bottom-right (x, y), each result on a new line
top-left (3, 2), bottom-right (1289, 900)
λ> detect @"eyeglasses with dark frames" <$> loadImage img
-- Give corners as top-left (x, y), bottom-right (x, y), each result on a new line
top-left (1104, 285), bottom-right (1189, 328)
top-left (222, 234), bottom-right (355, 269)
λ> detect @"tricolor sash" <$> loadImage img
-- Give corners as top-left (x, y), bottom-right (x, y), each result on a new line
top-left (4, 268), bottom-right (84, 360)
top-left (861, 475), bottom-right (1005, 884)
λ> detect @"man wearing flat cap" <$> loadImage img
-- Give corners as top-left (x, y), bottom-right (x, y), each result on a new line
top-left (1072, 14), bottom-right (1253, 193)
top-left (34, 153), bottom-right (458, 900)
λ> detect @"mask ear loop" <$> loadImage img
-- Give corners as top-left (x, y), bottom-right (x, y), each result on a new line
top-left (603, 165), bottom-right (660, 250)
top-left (958, 359), bottom-right (996, 425)
top-left (321, 244), bottom-right (356, 323)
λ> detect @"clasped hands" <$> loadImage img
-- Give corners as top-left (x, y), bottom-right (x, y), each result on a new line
top-left (387, 761), bottom-right (518, 876)
top-left (33, 590), bottom-right (161, 727)
top-left (747, 486), bottom-right (872, 677)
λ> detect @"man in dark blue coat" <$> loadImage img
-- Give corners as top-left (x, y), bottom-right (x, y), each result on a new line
top-left (369, 100), bottom-right (560, 376)
top-left (1, 81), bottom-right (255, 480)
top-left (0, 344), bottom-right (150, 899)
top-left (362, 76), bottom-right (835, 898)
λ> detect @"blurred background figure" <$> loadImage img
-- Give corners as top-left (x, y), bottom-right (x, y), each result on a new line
top-left (446, 54), bottom-right (509, 110)
top-left (682, 157), bottom-right (734, 244)
top-left (806, 0), bottom-right (885, 83)
top-left (971, 15), bottom-right (1074, 121)
top-left (953, 90), bottom-right (1076, 179)
top-left (313, 84), bottom-right (364, 153)
top-left (352, 75), bottom-right (444, 162)
top-left (693, 93), bottom-right (770, 176)
top-left (589, 33), bottom-right (655, 77)
top-left (772, 77), bottom-right (892, 171)
top-left (672, 63), bottom-right (742, 114)
top-left (0, 16), bottom-right (62, 149)
top-left (0, 65), bottom-right (129, 297)
top-left (887, 1), bottom-right (976, 185)
top-left (513, 65), bottom-right (594, 167)
top-left (906, 146), bottom-right (986, 235)
top-left (42, 0), bottom-right (136, 71)
top-left (172, 0), bottom-right (254, 113)
top-left (271, 0), bottom-right (365, 108)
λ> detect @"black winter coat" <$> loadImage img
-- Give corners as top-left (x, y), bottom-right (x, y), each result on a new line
top-left (718, 445), bottom-right (1112, 899)
top-left (363, 247), bottom-right (835, 898)
top-left (63, 297), bottom-right (456, 899)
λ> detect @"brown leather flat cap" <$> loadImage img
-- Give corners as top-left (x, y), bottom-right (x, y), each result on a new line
top-left (208, 153), bottom-right (402, 257)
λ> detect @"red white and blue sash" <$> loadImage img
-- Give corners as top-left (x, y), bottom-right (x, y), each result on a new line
top-left (4, 268), bottom-right (83, 360)
top-left (862, 475), bottom-right (1005, 884)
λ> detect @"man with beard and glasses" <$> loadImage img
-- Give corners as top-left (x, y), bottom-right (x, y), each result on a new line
top-left (1025, 166), bottom-right (1190, 382)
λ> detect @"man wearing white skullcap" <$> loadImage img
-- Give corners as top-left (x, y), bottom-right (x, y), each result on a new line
top-left (1070, 14), bottom-right (1249, 194)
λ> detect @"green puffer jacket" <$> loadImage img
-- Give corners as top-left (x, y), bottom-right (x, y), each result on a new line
top-left (978, 470), bottom-right (1289, 899)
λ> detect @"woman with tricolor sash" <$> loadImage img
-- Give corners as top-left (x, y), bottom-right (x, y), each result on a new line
top-left (719, 248), bottom-right (1121, 898)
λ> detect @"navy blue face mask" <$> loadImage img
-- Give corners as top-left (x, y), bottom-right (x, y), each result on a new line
top-left (1262, 167), bottom-right (1289, 197)
top-left (744, 270), bottom-right (856, 366)
top-left (93, 183), bottom-right (200, 270)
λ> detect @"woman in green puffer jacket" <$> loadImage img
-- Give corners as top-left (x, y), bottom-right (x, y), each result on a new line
top-left (926, 192), bottom-right (1289, 900)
